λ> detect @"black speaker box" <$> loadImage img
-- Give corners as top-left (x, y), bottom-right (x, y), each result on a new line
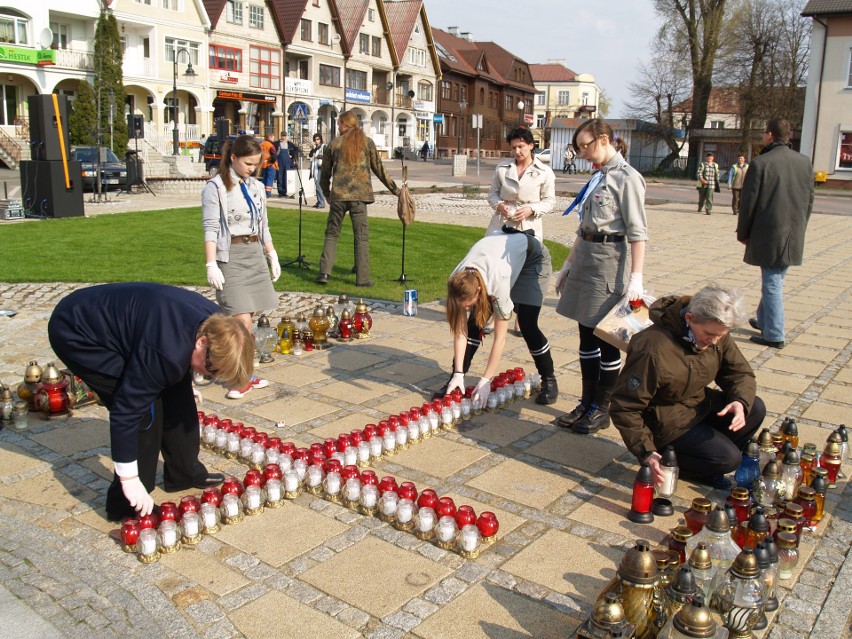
top-left (20, 160), bottom-right (84, 218)
top-left (128, 113), bottom-right (145, 139)
top-left (216, 118), bottom-right (231, 141)
top-left (27, 94), bottom-right (72, 162)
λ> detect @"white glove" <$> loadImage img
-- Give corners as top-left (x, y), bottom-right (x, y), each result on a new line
top-left (121, 477), bottom-right (154, 517)
top-left (472, 377), bottom-right (491, 410)
top-left (206, 261), bottom-right (225, 290)
top-left (626, 273), bottom-right (644, 302)
top-left (267, 250), bottom-right (281, 282)
top-left (555, 260), bottom-right (571, 296)
top-left (192, 387), bottom-right (203, 404)
top-left (447, 372), bottom-right (465, 395)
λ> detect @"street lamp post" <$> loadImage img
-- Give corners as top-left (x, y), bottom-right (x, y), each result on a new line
top-left (457, 100), bottom-right (467, 155)
top-left (172, 48), bottom-right (197, 155)
top-left (517, 99), bottom-right (525, 126)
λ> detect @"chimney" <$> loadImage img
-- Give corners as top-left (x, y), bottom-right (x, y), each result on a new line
top-left (447, 26), bottom-right (459, 36)
top-left (460, 32), bottom-right (473, 41)
top-left (546, 59), bottom-right (568, 67)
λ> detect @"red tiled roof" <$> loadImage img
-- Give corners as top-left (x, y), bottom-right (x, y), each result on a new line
top-left (529, 63), bottom-right (577, 82)
top-left (202, 0), bottom-right (227, 30)
top-left (673, 87), bottom-right (741, 114)
top-left (383, 0), bottom-right (423, 64)
top-left (475, 41), bottom-right (535, 92)
top-left (802, 0), bottom-right (852, 15)
top-left (331, 0), bottom-right (370, 55)
top-left (269, 0), bottom-right (312, 44)
top-left (431, 28), bottom-right (478, 77)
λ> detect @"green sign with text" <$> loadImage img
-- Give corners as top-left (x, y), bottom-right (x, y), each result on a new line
top-left (0, 46), bottom-right (56, 66)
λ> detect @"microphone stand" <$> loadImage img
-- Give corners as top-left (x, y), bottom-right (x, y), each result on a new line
top-left (282, 150), bottom-right (311, 269)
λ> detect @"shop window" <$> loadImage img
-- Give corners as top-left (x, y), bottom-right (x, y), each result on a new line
top-left (837, 131), bottom-right (852, 170)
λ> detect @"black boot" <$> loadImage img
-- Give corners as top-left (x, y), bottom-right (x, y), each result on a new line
top-left (535, 376), bottom-right (558, 405)
top-left (557, 379), bottom-right (595, 429)
top-left (573, 386), bottom-right (613, 434)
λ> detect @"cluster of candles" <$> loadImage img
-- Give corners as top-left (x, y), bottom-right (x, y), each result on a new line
top-left (120, 463), bottom-right (500, 562)
top-left (472, 368), bottom-right (539, 413)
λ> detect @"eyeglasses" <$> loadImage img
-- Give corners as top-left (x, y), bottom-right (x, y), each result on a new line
top-left (576, 136), bottom-right (600, 152)
top-left (204, 349), bottom-right (219, 376)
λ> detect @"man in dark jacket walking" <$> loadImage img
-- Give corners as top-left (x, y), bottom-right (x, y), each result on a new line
top-left (737, 118), bottom-right (814, 349)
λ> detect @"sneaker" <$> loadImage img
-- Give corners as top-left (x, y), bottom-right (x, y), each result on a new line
top-left (226, 376), bottom-right (269, 399)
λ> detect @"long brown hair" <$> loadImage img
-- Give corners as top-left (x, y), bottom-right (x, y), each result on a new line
top-left (573, 119), bottom-right (628, 157)
top-left (338, 110), bottom-right (368, 165)
top-left (446, 268), bottom-right (491, 334)
top-left (219, 134), bottom-right (262, 190)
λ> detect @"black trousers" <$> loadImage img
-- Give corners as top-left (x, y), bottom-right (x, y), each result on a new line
top-left (669, 394), bottom-right (766, 478)
top-left (53, 356), bottom-right (207, 518)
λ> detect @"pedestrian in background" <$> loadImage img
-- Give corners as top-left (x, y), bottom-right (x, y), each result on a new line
top-left (563, 144), bottom-right (576, 174)
top-left (309, 133), bottom-right (327, 209)
top-left (202, 134), bottom-right (281, 398)
top-left (696, 152), bottom-right (720, 214)
top-left (420, 141), bottom-right (430, 161)
top-left (259, 132), bottom-right (278, 199)
top-left (48, 283), bottom-right (255, 521)
top-left (727, 153), bottom-right (749, 215)
top-left (737, 117), bottom-right (814, 349)
top-left (277, 132), bottom-right (299, 199)
top-left (316, 110), bottom-right (398, 287)
top-left (554, 118), bottom-right (648, 435)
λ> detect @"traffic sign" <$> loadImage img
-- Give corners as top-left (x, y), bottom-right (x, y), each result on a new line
top-left (292, 104), bottom-right (308, 121)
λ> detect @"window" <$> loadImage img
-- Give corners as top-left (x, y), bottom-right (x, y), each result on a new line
top-left (838, 131), bottom-right (852, 170)
top-left (359, 33), bottom-right (369, 54)
top-left (441, 81), bottom-right (452, 100)
top-left (536, 115), bottom-right (546, 129)
top-left (226, 0), bottom-right (242, 24)
top-left (49, 22), bottom-right (68, 49)
top-left (710, 121), bottom-right (725, 129)
top-left (301, 19), bottom-right (311, 41)
top-left (249, 5), bottom-right (264, 29)
top-left (297, 59), bottom-right (308, 80)
top-left (165, 38), bottom-right (200, 65)
top-left (162, 0), bottom-right (178, 9)
top-left (582, 91), bottom-right (589, 105)
top-left (142, 37), bottom-right (150, 58)
top-left (210, 45), bottom-right (242, 72)
top-left (418, 81), bottom-right (432, 101)
top-left (557, 90), bottom-right (570, 105)
top-left (372, 36), bottom-right (381, 57)
top-left (249, 45), bottom-right (280, 90)
top-left (0, 10), bottom-right (29, 45)
top-left (505, 95), bottom-right (513, 111)
top-left (535, 92), bottom-right (545, 106)
top-left (346, 69), bottom-right (367, 91)
top-left (368, 8), bottom-right (375, 21)
top-left (460, 85), bottom-right (466, 103)
top-left (319, 64), bottom-right (341, 86)
top-left (407, 47), bottom-right (426, 67)
top-left (318, 23), bottom-right (329, 45)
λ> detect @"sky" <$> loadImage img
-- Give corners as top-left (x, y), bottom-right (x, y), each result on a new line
top-left (422, 0), bottom-right (661, 118)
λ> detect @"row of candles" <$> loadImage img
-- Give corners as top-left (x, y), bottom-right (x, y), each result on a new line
top-left (120, 464), bottom-right (501, 563)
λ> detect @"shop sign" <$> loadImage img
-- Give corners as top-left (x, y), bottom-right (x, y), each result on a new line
top-left (414, 111), bottom-right (430, 119)
top-left (414, 99), bottom-right (434, 112)
top-left (345, 88), bottom-right (371, 104)
top-left (220, 72), bottom-right (239, 84)
top-left (433, 114), bottom-right (444, 123)
top-left (0, 46), bottom-right (56, 66)
top-left (285, 77), bottom-right (313, 96)
top-left (216, 90), bottom-right (276, 104)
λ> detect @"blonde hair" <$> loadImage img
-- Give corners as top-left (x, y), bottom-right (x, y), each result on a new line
top-left (197, 314), bottom-right (254, 389)
top-left (338, 110), bottom-right (368, 165)
top-left (446, 268), bottom-right (491, 334)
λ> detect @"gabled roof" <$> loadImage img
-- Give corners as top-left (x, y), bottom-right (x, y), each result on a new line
top-left (801, 0), bottom-right (852, 15)
top-left (530, 63), bottom-right (577, 83)
top-left (202, 0), bottom-right (227, 30)
top-left (475, 41), bottom-right (535, 92)
top-left (431, 28), bottom-right (505, 85)
top-left (329, 0), bottom-right (370, 56)
top-left (269, 0), bottom-right (312, 44)
top-left (672, 87), bottom-right (741, 114)
top-left (382, 0), bottom-right (422, 64)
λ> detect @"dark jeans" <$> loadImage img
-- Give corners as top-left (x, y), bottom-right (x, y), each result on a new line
top-left (670, 394), bottom-right (766, 478)
top-left (319, 200), bottom-right (370, 283)
top-left (53, 359), bottom-right (207, 518)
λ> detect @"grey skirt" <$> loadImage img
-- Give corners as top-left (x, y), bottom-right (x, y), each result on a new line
top-left (510, 239), bottom-right (552, 308)
top-left (556, 238), bottom-right (628, 326)
top-left (216, 242), bottom-right (278, 315)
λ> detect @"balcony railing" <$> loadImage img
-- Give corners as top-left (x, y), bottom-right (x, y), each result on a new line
top-left (55, 48), bottom-right (95, 71)
top-left (395, 94), bottom-right (412, 109)
top-left (122, 58), bottom-right (155, 78)
top-left (372, 87), bottom-right (391, 106)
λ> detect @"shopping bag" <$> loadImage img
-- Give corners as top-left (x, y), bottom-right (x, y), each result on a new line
top-left (593, 295), bottom-right (655, 352)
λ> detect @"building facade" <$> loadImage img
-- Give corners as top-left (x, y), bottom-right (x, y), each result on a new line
top-left (530, 60), bottom-right (599, 149)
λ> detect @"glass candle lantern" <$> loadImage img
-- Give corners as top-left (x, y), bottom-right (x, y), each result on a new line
top-left (781, 416), bottom-right (799, 448)
top-left (305, 465), bottom-right (324, 494)
top-left (253, 314), bottom-right (278, 363)
top-left (476, 511), bottom-right (499, 545)
top-left (382, 429), bottom-right (397, 455)
top-left (220, 493), bottom-right (244, 525)
top-left (250, 442), bottom-right (267, 469)
top-left (343, 477), bottom-right (362, 510)
top-left (200, 502), bottom-right (221, 533)
top-left (809, 469), bottom-right (827, 524)
top-left (120, 519), bottom-right (141, 553)
top-left (735, 440), bottom-right (761, 489)
top-left (793, 486), bottom-right (817, 527)
top-left (334, 293), bottom-right (355, 322)
top-left (352, 299), bottom-right (373, 338)
top-left (158, 501), bottom-right (179, 522)
top-left (783, 502), bottom-right (805, 539)
top-left (378, 490), bottom-right (399, 523)
top-left (180, 511), bottom-right (202, 544)
top-left (242, 485), bottom-right (264, 515)
top-left (179, 495), bottom-right (201, 519)
top-left (656, 597), bottom-right (726, 639)
top-left (775, 532), bottom-right (799, 580)
top-left (215, 428), bottom-right (229, 453)
top-left (725, 487), bottom-right (753, 526)
top-left (322, 471), bottom-right (343, 503)
top-left (757, 428), bottom-right (776, 472)
top-left (658, 446), bottom-right (679, 498)
top-left (753, 460), bottom-right (784, 508)
top-left (755, 542), bottom-right (778, 615)
top-left (455, 505), bottom-right (477, 529)
top-left (356, 440), bottom-right (371, 466)
top-left (12, 401), bottom-right (28, 430)
top-left (668, 526), bottom-right (694, 564)
top-left (359, 484), bottom-right (379, 516)
top-left (577, 592), bottom-right (637, 639)
top-left (309, 305), bottom-right (331, 350)
top-left (398, 481), bottom-right (418, 502)
top-left (325, 305), bottom-right (339, 338)
top-left (435, 515), bottom-right (459, 550)
top-left (283, 469), bottom-right (302, 498)
top-left (684, 497), bottom-right (713, 535)
top-left (485, 393), bottom-right (499, 413)
top-left (687, 542), bottom-right (714, 599)
top-left (820, 441), bottom-right (842, 488)
top-left (415, 506), bottom-right (437, 541)
top-left (417, 489), bottom-right (439, 511)
top-left (799, 451), bottom-right (816, 487)
top-left (293, 458), bottom-right (308, 481)
top-left (774, 518), bottom-right (799, 548)
top-left (664, 565), bottom-right (699, 620)
top-left (686, 507), bottom-right (741, 582)
top-left (457, 524), bottom-right (482, 559)
top-left (712, 547), bottom-right (766, 639)
top-left (136, 528), bottom-right (160, 563)
top-left (157, 519), bottom-right (180, 555)
top-left (837, 424), bottom-right (849, 460)
top-left (598, 541), bottom-right (660, 639)
top-left (337, 310), bottom-right (354, 341)
top-left (221, 477), bottom-right (244, 497)
top-left (744, 509), bottom-right (769, 549)
top-left (394, 498), bottom-right (417, 532)
top-left (627, 463), bottom-right (655, 524)
top-left (369, 435), bottom-right (383, 461)
top-left (138, 512), bottom-right (159, 530)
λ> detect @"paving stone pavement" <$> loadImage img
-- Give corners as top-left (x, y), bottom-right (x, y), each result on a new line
top-left (0, 187), bottom-right (850, 639)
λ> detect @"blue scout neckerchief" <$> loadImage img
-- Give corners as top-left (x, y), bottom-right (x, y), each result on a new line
top-left (238, 179), bottom-right (259, 233)
top-left (562, 171), bottom-right (603, 223)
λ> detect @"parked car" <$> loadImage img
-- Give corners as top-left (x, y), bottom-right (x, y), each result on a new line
top-left (534, 148), bottom-right (551, 164)
top-left (70, 146), bottom-right (128, 191)
top-left (202, 135), bottom-right (238, 176)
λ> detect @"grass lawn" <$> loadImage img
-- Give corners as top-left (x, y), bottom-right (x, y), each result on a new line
top-left (0, 205), bottom-right (569, 304)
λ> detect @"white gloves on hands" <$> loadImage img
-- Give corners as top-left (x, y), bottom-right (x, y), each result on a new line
top-left (555, 260), bottom-right (571, 296)
top-left (472, 377), bottom-right (491, 410)
top-left (206, 261), bottom-right (225, 290)
top-left (267, 250), bottom-right (281, 282)
top-left (447, 372), bottom-right (465, 395)
top-left (626, 273), bottom-right (644, 302)
top-left (121, 477), bottom-right (154, 517)
top-left (192, 387), bottom-right (203, 403)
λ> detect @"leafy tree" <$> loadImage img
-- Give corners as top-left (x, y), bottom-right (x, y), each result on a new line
top-left (68, 80), bottom-right (97, 146)
top-left (597, 89), bottom-right (611, 118)
top-left (93, 11), bottom-right (128, 155)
